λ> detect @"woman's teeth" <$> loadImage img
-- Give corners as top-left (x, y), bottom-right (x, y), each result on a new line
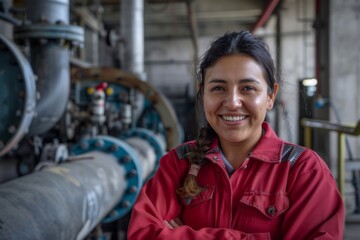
top-left (222, 115), bottom-right (246, 121)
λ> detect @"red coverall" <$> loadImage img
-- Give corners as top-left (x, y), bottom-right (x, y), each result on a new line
top-left (128, 122), bottom-right (344, 240)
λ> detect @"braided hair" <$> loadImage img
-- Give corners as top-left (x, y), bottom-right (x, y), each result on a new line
top-left (177, 31), bottom-right (278, 198)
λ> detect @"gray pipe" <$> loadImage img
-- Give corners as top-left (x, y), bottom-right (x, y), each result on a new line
top-left (28, 43), bottom-right (70, 135)
top-left (121, 0), bottom-right (145, 79)
top-left (0, 152), bottom-right (127, 240)
top-left (26, 0), bottom-right (71, 135)
top-left (120, 0), bottom-right (145, 123)
top-left (26, 0), bottom-right (69, 24)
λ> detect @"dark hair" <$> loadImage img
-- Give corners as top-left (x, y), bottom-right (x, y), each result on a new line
top-left (177, 31), bottom-right (278, 198)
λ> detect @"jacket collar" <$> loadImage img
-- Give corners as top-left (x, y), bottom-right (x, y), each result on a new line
top-left (205, 122), bottom-right (284, 164)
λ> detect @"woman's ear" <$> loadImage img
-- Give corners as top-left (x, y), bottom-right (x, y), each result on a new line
top-left (267, 83), bottom-right (279, 110)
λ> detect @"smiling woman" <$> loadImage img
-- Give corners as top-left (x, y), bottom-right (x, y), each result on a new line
top-left (203, 54), bottom-right (278, 168)
top-left (127, 31), bottom-right (344, 240)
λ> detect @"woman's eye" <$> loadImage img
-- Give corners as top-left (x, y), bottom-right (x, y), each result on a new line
top-left (211, 86), bottom-right (224, 92)
top-left (242, 86), bottom-right (256, 91)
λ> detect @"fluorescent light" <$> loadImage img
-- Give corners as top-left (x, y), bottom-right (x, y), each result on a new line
top-left (302, 78), bottom-right (318, 87)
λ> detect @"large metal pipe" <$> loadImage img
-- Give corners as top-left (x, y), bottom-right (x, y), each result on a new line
top-left (26, 0), bottom-right (71, 135)
top-left (0, 152), bottom-right (127, 240)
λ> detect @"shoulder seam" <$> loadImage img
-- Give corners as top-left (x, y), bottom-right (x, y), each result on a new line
top-left (175, 142), bottom-right (192, 160)
top-left (281, 143), bottom-right (305, 166)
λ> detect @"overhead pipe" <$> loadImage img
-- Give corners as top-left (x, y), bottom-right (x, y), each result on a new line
top-left (250, 0), bottom-right (280, 33)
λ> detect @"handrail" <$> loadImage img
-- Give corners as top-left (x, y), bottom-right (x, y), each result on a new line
top-left (301, 118), bottom-right (360, 199)
top-left (301, 118), bottom-right (360, 136)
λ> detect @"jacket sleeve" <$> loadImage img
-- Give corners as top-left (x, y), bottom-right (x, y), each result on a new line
top-left (127, 149), bottom-right (270, 240)
top-left (281, 151), bottom-right (345, 240)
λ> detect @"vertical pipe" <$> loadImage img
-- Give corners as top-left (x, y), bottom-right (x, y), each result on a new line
top-left (338, 133), bottom-right (345, 198)
top-left (304, 126), bottom-right (312, 148)
top-left (26, 0), bottom-right (71, 135)
top-left (84, 29), bottom-right (99, 65)
top-left (121, 0), bottom-right (145, 80)
top-left (313, 0), bottom-right (331, 167)
top-left (186, 0), bottom-right (200, 131)
top-left (275, 0), bottom-right (282, 135)
top-left (120, 0), bottom-right (145, 123)
top-left (0, 0), bottom-right (13, 39)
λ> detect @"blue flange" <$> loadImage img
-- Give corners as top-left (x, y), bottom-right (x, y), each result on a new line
top-left (121, 127), bottom-right (165, 178)
top-left (70, 135), bottom-right (143, 222)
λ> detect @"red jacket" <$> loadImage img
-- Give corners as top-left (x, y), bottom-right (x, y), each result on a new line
top-left (128, 122), bottom-right (344, 240)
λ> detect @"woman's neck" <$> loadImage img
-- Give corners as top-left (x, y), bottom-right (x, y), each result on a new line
top-left (219, 127), bottom-right (263, 169)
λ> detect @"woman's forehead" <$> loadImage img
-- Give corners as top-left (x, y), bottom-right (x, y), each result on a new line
top-left (203, 55), bottom-right (266, 84)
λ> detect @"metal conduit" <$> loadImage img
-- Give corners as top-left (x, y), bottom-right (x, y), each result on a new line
top-left (0, 151), bottom-right (127, 240)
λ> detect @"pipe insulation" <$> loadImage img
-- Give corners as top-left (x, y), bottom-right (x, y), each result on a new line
top-left (0, 151), bottom-right (127, 240)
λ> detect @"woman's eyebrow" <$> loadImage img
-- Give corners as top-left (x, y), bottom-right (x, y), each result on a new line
top-left (207, 79), bottom-right (226, 84)
top-left (238, 78), bottom-right (261, 84)
top-left (207, 78), bottom-right (261, 84)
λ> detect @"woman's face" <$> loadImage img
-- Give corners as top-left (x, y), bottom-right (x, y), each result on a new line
top-left (203, 54), bottom-right (278, 146)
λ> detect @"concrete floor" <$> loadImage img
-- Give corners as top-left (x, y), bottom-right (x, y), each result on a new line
top-left (345, 223), bottom-right (360, 240)
top-left (345, 214), bottom-right (360, 239)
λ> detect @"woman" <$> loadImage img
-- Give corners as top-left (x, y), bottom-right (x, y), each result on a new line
top-left (127, 31), bottom-right (344, 239)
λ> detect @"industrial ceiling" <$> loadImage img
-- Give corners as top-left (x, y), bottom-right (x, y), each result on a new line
top-left (70, 0), bottom-right (275, 38)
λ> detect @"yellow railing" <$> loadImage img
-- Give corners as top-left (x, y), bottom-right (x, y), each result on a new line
top-left (301, 118), bottom-right (360, 198)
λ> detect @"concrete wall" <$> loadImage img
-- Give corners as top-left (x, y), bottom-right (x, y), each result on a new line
top-left (145, 38), bottom-right (194, 98)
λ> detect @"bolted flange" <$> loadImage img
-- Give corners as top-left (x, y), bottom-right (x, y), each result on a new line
top-left (70, 135), bottom-right (143, 222)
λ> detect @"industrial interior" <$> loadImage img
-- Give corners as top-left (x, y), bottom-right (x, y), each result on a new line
top-left (0, 0), bottom-right (359, 239)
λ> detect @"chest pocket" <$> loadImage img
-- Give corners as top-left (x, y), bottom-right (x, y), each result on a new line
top-left (239, 191), bottom-right (289, 221)
top-left (181, 185), bottom-right (215, 208)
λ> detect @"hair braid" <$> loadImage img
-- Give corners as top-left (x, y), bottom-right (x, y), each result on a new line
top-left (176, 126), bottom-right (216, 198)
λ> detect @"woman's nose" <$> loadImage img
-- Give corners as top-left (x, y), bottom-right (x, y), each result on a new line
top-left (223, 90), bottom-right (242, 109)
